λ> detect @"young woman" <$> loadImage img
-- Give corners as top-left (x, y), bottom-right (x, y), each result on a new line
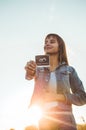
top-left (25, 33), bottom-right (86, 130)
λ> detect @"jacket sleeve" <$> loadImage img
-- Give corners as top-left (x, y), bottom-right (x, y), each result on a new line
top-left (66, 67), bottom-right (86, 106)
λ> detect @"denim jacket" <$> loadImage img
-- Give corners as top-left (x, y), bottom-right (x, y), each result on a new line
top-left (30, 63), bottom-right (86, 110)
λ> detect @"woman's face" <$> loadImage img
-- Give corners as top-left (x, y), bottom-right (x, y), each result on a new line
top-left (44, 36), bottom-right (59, 54)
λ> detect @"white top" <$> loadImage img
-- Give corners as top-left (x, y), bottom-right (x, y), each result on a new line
top-left (44, 71), bottom-right (58, 110)
top-left (48, 71), bottom-right (57, 93)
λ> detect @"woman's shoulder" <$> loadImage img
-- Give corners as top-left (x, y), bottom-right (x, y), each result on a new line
top-left (57, 63), bottom-right (77, 74)
top-left (66, 65), bottom-right (77, 74)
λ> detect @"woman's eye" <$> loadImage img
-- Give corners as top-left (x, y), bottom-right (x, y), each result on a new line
top-left (50, 40), bottom-right (55, 43)
top-left (44, 40), bottom-right (55, 44)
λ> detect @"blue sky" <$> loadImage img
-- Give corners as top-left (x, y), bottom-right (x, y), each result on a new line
top-left (0, 0), bottom-right (86, 129)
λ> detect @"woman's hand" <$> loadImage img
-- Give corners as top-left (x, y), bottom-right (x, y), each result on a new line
top-left (25, 60), bottom-right (36, 80)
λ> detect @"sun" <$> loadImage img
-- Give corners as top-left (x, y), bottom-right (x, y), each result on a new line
top-left (28, 105), bottom-right (43, 126)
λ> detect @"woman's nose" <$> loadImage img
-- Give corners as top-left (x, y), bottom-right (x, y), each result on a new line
top-left (45, 42), bottom-right (50, 46)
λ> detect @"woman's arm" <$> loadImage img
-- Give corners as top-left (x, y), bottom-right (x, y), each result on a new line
top-left (66, 67), bottom-right (86, 106)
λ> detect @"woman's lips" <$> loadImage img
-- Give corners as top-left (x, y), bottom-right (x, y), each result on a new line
top-left (45, 46), bottom-right (52, 50)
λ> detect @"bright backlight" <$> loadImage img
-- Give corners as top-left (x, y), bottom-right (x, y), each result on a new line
top-left (28, 105), bottom-right (43, 126)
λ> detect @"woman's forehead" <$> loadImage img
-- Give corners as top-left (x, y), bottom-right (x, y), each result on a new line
top-left (45, 35), bottom-right (57, 40)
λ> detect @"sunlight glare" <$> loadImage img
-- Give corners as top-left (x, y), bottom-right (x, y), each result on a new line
top-left (28, 105), bottom-right (43, 126)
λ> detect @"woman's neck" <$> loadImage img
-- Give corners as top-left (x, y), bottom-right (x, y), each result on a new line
top-left (49, 54), bottom-right (59, 71)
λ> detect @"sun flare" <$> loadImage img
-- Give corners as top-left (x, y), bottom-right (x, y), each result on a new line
top-left (28, 105), bottom-right (43, 126)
